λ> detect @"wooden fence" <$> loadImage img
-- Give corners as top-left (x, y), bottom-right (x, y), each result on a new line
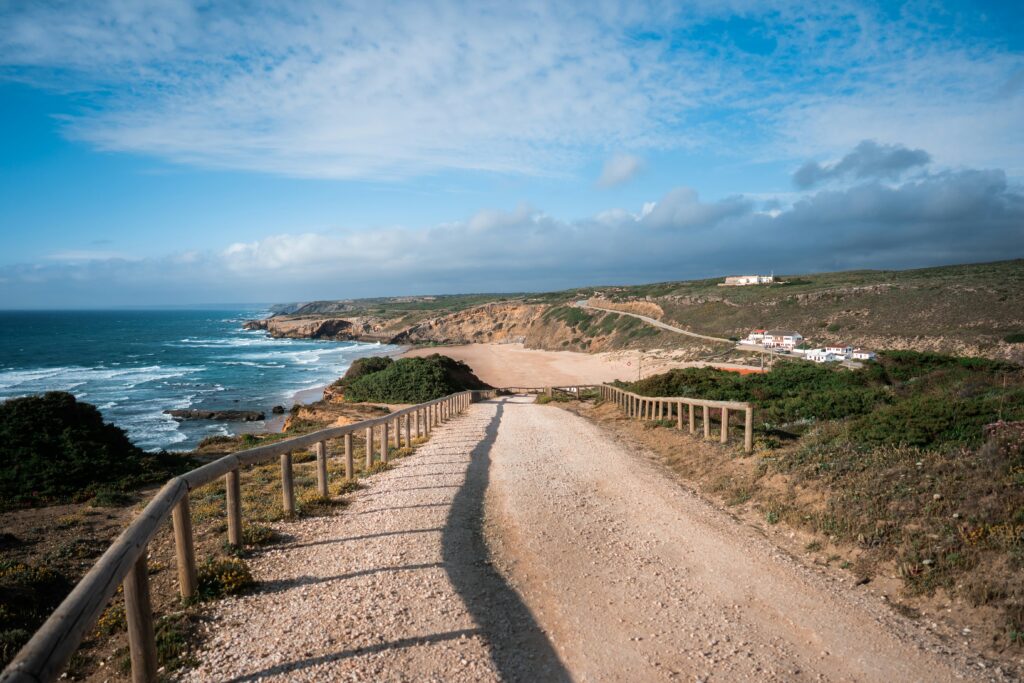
top-left (598, 385), bottom-right (754, 453)
top-left (0, 390), bottom-right (493, 683)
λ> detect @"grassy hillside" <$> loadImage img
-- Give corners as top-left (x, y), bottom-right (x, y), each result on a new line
top-left (262, 260), bottom-right (1024, 361)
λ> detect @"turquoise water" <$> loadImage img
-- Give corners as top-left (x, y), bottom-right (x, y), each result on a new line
top-left (0, 309), bottom-right (396, 451)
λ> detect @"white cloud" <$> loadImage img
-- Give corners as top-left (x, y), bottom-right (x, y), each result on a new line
top-left (2, 2), bottom-right (1020, 180)
top-left (597, 154), bottom-right (644, 188)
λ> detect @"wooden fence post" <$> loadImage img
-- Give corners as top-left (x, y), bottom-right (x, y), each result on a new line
top-left (720, 407), bottom-right (729, 444)
top-left (123, 553), bottom-right (158, 683)
top-left (703, 405), bottom-right (711, 439)
top-left (744, 406), bottom-right (754, 454)
top-left (344, 432), bottom-right (354, 479)
top-left (381, 422), bottom-right (389, 463)
top-left (689, 403), bottom-right (696, 434)
top-left (405, 414), bottom-right (411, 447)
top-left (281, 452), bottom-right (295, 516)
top-left (392, 418), bottom-right (400, 448)
top-left (677, 401), bottom-right (683, 430)
top-left (171, 497), bottom-right (197, 600)
top-left (365, 427), bottom-right (374, 468)
top-left (226, 469), bottom-right (242, 547)
top-left (315, 441), bottom-right (328, 498)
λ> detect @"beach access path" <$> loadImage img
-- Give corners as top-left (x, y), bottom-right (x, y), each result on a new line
top-left (579, 301), bottom-right (733, 344)
top-left (182, 396), bottom-right (979, 682)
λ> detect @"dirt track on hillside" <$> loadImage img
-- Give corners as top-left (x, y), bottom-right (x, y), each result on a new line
top-left (183, 397), bottom-right (993, 681)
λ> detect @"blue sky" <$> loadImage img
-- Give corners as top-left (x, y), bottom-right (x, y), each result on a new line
top-left (1, 0), bottom-right (1022, 307)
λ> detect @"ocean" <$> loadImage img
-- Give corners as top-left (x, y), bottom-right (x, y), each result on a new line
top-left (0, 309), bottom-right (396, 451)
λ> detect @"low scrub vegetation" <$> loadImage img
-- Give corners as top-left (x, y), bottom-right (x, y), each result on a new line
top-left (0, 392), bottom-right (193, 509)
top-left (333, 354), bottom-right (489, 403)
top-left (621, 350), bottom-right (1024, 646)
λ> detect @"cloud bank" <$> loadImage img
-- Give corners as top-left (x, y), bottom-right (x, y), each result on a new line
top-left (4, 144), bottom-right (1021, 307)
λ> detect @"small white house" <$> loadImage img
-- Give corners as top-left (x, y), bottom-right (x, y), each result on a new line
top-left (806, 348), bottom-right (841, 363)
top-left (763, 330), bottom-right (803, 350)
top-left (745, 329), bottom-right (766, 343)
top-left (723, 274), bottom-right (775, 286)
top-left (851, 349), bottom-right (877, 361)
top-left (825, 344), bottom-right (853, 358)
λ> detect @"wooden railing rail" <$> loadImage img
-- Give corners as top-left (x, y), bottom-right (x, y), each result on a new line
top-left (598, 384), bottom-right (754, 453)
top-left (0, 390), bottom-right (478, 683)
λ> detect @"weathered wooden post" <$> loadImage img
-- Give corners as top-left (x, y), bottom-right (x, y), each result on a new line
top-left (123, 554), bottom-right (158, 683)
top-left (171, 497), bottom-right (197, 600)
top-left (703, 405), bottom-right (711, 439)
top-left (744, 406), bottom-right (753, 454)
top-left (392, 418), bottom-right (400, 448)
top-left (226, 469), bottom-right (243, 547)
top-left (689, 403), bottom-right (696, 434)
top-left (315, 441), bottom-right (328, 498)
top-left (381, 422), bottom-right (389, 463)
top-left (677, 401), bottom-right (684, 430)
top-left (405, 413), bottom-right (411, 446)
top-left (281, 451), bottom-right (295, 516)
top-left (344, 432), bottom-right (354, 479)
top-left (365, 426), bottom-right (374, 468)
top-left (720, 407), bottom-right (729, 444)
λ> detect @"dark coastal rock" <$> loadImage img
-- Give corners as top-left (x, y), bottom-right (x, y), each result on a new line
top-left (165, 409), bottom-right (265, 422)
top-left (271, 405), bottom-right (285, 414)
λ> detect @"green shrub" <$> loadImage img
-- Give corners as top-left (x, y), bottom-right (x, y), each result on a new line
top-left (0, 561), bottom-right (72, 666)
top-left (1004, 333), bottom-right (1024, 344)
top-left (197, 557), bottom-right (254, 600)
top-left (627, 351), bottom-right (1023, 449)
top-left (0, 392), bottom-right (192, 509)
top-left (241, 523), bottom-right (279, 547)
top-left (331, 356), bottom-right (395, 394)
top-left (343, 354), bottom-right (489, 403)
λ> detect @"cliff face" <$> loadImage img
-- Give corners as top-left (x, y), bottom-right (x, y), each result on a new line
top-left (243, 316), bottom-right (390, 341)
top-left (390, 302), bottom-right (547, 345)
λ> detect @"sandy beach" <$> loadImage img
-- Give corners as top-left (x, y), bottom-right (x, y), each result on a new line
top-left (402, 342), bottom-right (759, 387)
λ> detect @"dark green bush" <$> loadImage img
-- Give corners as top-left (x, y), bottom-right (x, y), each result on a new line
top-left (343, 354), bottom-right (489, 403)
top-left (1004, 333), bottom-right (1024, 344)
top-left (0, 560), bottom-right (72, 666)
top-left (627, 351), bottom-right (1023, 449)
top-left (0, 392), bottom-right (192, 509)
top-left (331, 356), bottom-right (395, 394)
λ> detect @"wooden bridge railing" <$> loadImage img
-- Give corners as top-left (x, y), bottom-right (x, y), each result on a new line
top-left (598, 385), bottom-right (754, 453)
top-left (0, 390), bottom-right (487, 683)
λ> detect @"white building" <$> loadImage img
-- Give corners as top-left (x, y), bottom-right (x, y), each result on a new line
top-left (851, 349), bottom-right (877, 361)
top-left (745, 329), bottom-right (766, 343)
top-left (806, 348), bottom-right (841, 363)
top-left (825, 344), bottom-right (853, 358)
top-left (722, 274), bottom-right (775, 286)
top-left (763, 330), bottom-right (803, 350)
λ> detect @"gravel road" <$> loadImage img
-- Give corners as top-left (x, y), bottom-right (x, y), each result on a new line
top-left (183, 396), bottom-right (991, 681)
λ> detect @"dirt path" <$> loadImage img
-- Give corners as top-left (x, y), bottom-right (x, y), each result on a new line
top-left (183, 397), bottom-right (987, 681)
top-left (580, 301), bottom-right (732, 344)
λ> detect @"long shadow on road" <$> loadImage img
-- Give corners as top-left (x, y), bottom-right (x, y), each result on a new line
top-left (442, 399), bottom-right (571, 682)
